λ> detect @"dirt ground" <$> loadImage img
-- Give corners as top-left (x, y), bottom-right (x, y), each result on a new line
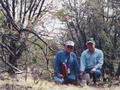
top-left (0, 80), bottom-right (120, 90)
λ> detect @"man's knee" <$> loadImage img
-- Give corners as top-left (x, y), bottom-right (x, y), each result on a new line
top-left (67, 74), bottom-right (77, 84)
top-left (95, 70), bottom-right (102, 76)
top-left (68, 74), bottom-right (76, 80)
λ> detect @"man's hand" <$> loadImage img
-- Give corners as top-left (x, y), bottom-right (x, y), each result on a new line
top-left (90, 68), bottom-right (96, 73)
top-left (80, 71), bottom-right (84, 75)
top-left (57, 74), bottom-right (64, 78)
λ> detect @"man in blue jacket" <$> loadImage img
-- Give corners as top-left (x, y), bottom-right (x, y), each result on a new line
top-left (80, 38), bottom-right (104, 84)
top-left (54, 41), bottom-right (79, 84)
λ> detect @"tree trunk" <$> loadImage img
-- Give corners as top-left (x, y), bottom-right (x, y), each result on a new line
top-left (8, 40), bottom-right (17, 75)
top-left (116, 63), bottom-right (120, 77)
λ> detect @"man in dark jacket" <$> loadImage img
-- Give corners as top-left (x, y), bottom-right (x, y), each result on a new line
top-left (54, 41), bottom-right (79, 84)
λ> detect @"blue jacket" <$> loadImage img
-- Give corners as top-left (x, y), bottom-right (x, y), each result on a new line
top-left (80, 48), bottom-right (104, 71)
top-left (54, 50), bottom-right (79, 76)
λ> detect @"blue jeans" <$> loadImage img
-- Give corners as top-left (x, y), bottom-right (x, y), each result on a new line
top-left (54, 74), bottom-right (76, 84)
top-left (85, 68), bottom-right (102, 83)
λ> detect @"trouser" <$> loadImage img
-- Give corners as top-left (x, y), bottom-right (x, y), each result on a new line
top-left (54, 74), bottom-right (77, 84)
top-left (85, 68), bottom-right (102, 84)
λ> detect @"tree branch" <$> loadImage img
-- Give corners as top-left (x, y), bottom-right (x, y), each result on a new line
top-left (0, 54), bottom-right (23, 73)
top-left (32, 0), bottom-right (41, 18)
top-left (20, 0), bottom-right (23, 24)
top-left (36, 0), bottom-right (45, 18)
top-left (1, 9), bottom-right (20, 31)
top-left (12, 0), bottom-right (15, 19)
top-left (28, 0), bottom-right (37, 20)
top-left (20, 28), bottom-right (55, 53)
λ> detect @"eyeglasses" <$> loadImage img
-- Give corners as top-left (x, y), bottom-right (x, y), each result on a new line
top-left (67, 46), bottom-right (73, 49)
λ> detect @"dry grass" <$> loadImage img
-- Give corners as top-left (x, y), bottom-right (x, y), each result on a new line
top-left (0, 72), bottom-right (120, 90)
top-left (33, 80), bottom-right (120, 90)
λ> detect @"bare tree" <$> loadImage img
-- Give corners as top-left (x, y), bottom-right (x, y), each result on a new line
top-left (0, 0), bottom-right (54, 75)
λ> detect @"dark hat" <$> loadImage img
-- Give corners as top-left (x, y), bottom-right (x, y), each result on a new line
top-left (86, 38), bottom-right (95, 45)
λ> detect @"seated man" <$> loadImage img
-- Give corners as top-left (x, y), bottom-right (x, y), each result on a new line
top-left (54, 41), bottom-right (79, 84)
top-left (80, 38), bottom-right (104, 84)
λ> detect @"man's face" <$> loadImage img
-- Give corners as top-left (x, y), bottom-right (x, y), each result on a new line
top-left (65, 45), bottom-right (73, 54)
top-left (87, 43), bottom-right (95, 52)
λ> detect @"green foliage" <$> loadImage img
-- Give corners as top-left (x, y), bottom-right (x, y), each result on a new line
top-left (100, 31), bottom-right (114, 57)
top-left (0, 12), bottom-right (4, 25)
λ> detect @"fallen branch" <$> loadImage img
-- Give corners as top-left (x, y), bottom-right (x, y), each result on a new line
top-left (0, 55), bottom-right (23, 74)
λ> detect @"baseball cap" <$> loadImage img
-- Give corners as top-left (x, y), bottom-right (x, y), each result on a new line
top-left (86, 38), bottom-right (95, 45)
top-left (65, 41), bottom-right (75, 46)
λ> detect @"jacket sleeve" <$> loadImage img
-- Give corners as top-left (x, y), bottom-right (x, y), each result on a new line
top-left (54, 53), bottom-right (62, 76)
top-left (94, 50), bottom-right (104, 69)
top-left (74, 54), bottom-right (80, 76)
top-left (80, 52), bottom-right (86, 72)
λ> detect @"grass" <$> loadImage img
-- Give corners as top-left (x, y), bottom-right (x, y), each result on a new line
top-left (0, 72), bottom-right (120, 90)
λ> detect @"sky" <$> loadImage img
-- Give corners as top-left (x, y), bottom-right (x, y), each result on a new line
top-left (35, 0), bottom-right (66, 39)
